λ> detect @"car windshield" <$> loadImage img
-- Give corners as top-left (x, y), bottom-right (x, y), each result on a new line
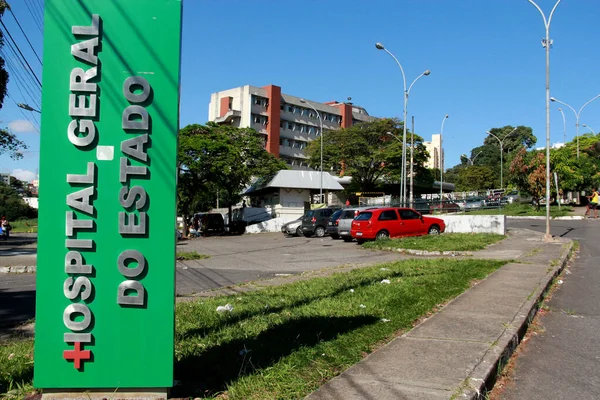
top-left (330, 210), bottom-right (342, 220)
top-left (340, 210), bottom-right (356, 219)
top-left (355, 212), bottom-right (372, 220)
top-left (304, 210), bottom-right (315, 218)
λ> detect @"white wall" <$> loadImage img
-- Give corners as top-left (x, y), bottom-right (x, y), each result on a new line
top-left (438, 215), bottom-right (506, 235)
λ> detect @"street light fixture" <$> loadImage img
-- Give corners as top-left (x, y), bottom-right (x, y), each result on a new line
top-left (375, 42), bottom-right (430, 206)
top-left (300, 99), bottom-right (324, 204)
top-left (439, 114), bottom-right (449, 208)
top-left (582, 124), bottom-right (595, 135)
top-left (550, 94), bottom-right (600, 159)
top-left (486, 127), bottom-right (518, 189)
top-left (461, 151), bottom-right (483, 166)
top-left (528, 0), bottom-right (561, 242)
top-left (17, 103), bottom-right (41, 113)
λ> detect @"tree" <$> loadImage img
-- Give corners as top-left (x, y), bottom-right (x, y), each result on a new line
top-left (456, 166), bottom-right (497, 191)
top-left (0, 2), bottom-right (27, 159)
top-left (305, 118), bottom-right (432, 192)
top-left (177, 123), bottom-right (287, 234)
top-left (509, 149), bottom-right (546, 209)
top-left (0, 181), bottom-right (37, 220)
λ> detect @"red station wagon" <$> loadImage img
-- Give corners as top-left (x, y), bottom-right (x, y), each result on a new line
top-left (350, 207), bottom-right (445, 244)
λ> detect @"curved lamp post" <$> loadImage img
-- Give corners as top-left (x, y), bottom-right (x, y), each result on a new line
top-left (582, 124), bottom-right (595, 135)
top-left (557, 107), bottom-right (566, 143)
top-left (461, 151), bottom-right (483, 166)
top-left (376, 42), bottom-right (430, 206)
top-left (300, 99), bottom-right (324, 204)
top-left (486, 127), bottom-right (518, 189)
top-left (439, 114), bottom-right (449, 208)
top-left (528, 0), bottom-right (561, 242)
top-left (551, 94), bottom-right (600, 159)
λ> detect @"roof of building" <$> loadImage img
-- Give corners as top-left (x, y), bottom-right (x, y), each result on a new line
top-left (244, 170), bottom-right (344, 194)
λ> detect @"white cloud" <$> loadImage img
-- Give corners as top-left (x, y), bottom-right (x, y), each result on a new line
top-left (8, 120), bottom-right (36, 133)
top-left (12, 169), bottom-right (36, 183)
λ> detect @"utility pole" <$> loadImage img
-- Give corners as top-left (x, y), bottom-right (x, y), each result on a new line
top-left (410, 115), bottom-right (414, 209)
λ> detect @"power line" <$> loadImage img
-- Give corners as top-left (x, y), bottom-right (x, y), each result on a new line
top-left (0, 18), bottom-right (41, 87)
top-left (22, 0), bottom-right (43, 34)
top-left (7, 92), bottom-right (40, 133)
top-left (8, 8), bottom-right (42, 65)
top-left (1, 39), bottom-right (41, 96)
top-left (1, 48), bottom-right (41, 109)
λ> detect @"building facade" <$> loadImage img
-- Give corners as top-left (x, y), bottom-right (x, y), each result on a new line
top-left (424, 133), bottom-right (442, 170)
top-left (208, 84), bottom-right (374, 170)
top-left (0, 173), bottom-right (9, 186)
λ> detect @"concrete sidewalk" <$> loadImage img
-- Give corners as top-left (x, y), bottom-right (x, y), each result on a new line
top-left (307, 229), bottom-right (572, 399)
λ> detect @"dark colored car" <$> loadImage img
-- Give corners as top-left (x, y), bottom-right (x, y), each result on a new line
top-left (350, 207), bottom-right (445, 244)
top-left (326, 209), bottom-right (344, 239)
top-left (430, 201), bottom-right (461, 214)
top-left (301, 207), bottom-right (338, 237)
top-left (200, 213), bottom-right (225, 235)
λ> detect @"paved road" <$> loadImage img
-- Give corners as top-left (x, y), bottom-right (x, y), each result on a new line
top-left (0, 232), bottom-right (406, 332)
top-left (499, 219), bottom-right (600, 399)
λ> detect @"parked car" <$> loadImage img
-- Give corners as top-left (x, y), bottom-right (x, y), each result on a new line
top-left (464, 197), bottom-right (485, 211)
top-left (326, 209), bottom-right (344, 239)
top-left (338, 207), bottom-right (379, 242)
top-left (281, 217), bottom-right (303, 237)
top-left (430, 201), bottom-right (461, 214)
top-left (412, 199), bottom-right (432, 215)
top-left (301, 207), bottom-right (339, 237)
top-left (351, 207), bottom-right (445, 244)
top-left (198, 213), bottom-right (225, 235)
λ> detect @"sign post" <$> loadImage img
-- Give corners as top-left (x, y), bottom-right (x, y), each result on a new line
top-left (34, 1), bottom-right (182, 397)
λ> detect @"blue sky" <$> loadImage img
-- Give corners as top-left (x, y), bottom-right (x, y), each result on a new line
top-left (3, 0), bottom-right (600, 183)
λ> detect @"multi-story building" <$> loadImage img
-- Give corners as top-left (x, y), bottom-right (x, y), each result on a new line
top-left (0, 173), bottom-right (10, 186)
top-left (208, 84), bottom-right (374, 170)
top-left (424, 134), bottom-right (442, 170)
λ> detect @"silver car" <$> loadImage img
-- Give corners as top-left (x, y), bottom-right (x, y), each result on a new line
top-left (281, 218), bottom-right (303, 237)
top-left (338, 207), bottom-right (379, 242)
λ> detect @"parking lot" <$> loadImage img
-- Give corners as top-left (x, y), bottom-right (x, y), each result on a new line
top-left (175, 232), bottom-right (407, 295)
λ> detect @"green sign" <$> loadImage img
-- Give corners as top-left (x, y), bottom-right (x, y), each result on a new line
top-left (34, 0), bottom-right (182, 389)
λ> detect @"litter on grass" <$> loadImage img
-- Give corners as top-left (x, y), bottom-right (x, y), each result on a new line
top-left (349, 289), bottom-right (355, 293)
top-left (380, 279), bottom-right (391, 284)
top-left (216, 304), bottom-right (234, 313)
top-left (359, 304), bottom-right (366, 308)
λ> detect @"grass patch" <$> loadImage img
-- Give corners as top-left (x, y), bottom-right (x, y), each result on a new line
top-left (8, 219), bottom-right (37, 233)
top-left (466, 203), bottom-right (572, 217)
top-left (362, 233), bottom-right (505, 252)
top-left (176, 251), bottom-right (210, 260)
top-left (0, 339), bottom-right (34, 396)
top-left (1, 258), bottom-right (505, 399)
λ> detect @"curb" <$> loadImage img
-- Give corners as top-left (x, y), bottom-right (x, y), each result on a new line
top-left (383, 247), bottom-right (472, 257)
top-left (507, 216), bottom-right (583, 220)
top-left (0, 266), bottom-right (36, 274)
top-left (458, 239), bottom-right (574, 399)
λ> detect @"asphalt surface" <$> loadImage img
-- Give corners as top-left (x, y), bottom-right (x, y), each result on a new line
top-left (0, 232), bottom-right (407, 333)
top-left (498, 218), bottom-right (600, 400)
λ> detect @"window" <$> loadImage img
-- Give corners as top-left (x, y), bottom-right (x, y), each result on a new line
top-left (253, 115), bottom-right (261, 124)
top-left (323, 114), bottom-right (329, 121)
top-left (253, 96), bottom-right (262, 106)
top-left (280, 103), bottom-right (285, 111)
top-left (355, 212), bottom-right (372, 221)
top-left (280, 120), bottom-right (284, 128)
top-left (288, 105), bottom-right (293, 112)
top-left (399, 210), bottom-right (420, 220)
top-left (378, 210), bottom-right (398, 221)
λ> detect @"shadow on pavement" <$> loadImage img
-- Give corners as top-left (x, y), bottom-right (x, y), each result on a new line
top-left (0, 288), bottom-right (36, 333)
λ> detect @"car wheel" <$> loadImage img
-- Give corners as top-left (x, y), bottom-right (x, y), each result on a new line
top-left (356, 239), bottom-right (365, 245)
top-left (296, 226), bottom-right (302, 237)
top-left (315, 226), bottom-right (326, 237)
top-left (330, 233), bottom-right (339, 240)
top-left (428, 225), bottom-right (440, 235)
top-left (342, 237), bottom-right (353, 242)
top-left (375, 230), bottom-right (389, 240)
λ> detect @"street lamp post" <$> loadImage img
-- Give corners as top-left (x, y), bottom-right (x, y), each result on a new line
top-left (461, 151), bottom-right (483, 166)
top-left (557, 107), bottom-right (566, 143)
top-left (551, 94), bottom-right (600, 159)
top-left (439, 114), bottom-right (449, 208)
top-left (582, 124), bottom-right (595, 135)
top-left (17, 103), bottom-right (41, 113)
top-left (376, 42), bottom-right (430, 206)
top-left (486, 127), bottom-right (518, 189)
top-left (300, 99), bottom-right (324, 204)
top-left (528, 0), bottom-right (561, 242)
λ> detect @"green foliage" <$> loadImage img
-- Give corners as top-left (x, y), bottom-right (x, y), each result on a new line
top-left (509, 149), bottom-right (547, 209)
top-left (305, 118), bottom-right (432, 192)
top-left (0, 183), bottom-right (37, 220)
top-left (457, 165), bottom-right (497, 191)
top-left (550, 134), bottom-right (600, 192)
top-left (177, 123), bottom-right (287, 227)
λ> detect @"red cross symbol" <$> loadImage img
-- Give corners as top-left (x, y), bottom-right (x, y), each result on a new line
top-left (63, 342), bottom-right (91, 370)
